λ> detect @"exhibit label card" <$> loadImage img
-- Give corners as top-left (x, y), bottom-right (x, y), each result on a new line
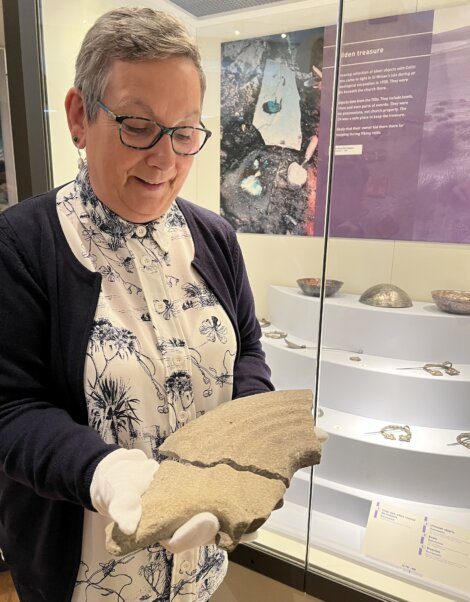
top-left (363, 501), bottom-right (470, 595)
top-left (363, 502), bottom-right (425, 576)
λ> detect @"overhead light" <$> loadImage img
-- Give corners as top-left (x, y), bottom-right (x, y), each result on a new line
top-left (234, 30), bottom-right (240, 35)
top-left (281, 33), bottom-right (287, 38)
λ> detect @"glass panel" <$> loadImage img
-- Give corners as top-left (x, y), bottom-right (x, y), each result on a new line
top-left (195, 0), bottom-right (337, 571)
top-left (310, 0), bottom-right (470, 600)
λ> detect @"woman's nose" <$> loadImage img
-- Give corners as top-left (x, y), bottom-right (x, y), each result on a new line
top-left (146, 133), bottom-right (176, 171)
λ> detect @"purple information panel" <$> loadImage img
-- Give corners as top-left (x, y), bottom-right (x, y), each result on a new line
top-left (413, 15), bottom-right (470, 243)
top-left (316, 12), bottom-right (440, 241)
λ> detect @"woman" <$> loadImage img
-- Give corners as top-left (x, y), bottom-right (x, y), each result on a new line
top-left (0, 7), bottom-right (275, 602)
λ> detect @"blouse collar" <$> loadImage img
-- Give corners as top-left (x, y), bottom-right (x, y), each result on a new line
top-left (75, 164), bottom-right (171, 252)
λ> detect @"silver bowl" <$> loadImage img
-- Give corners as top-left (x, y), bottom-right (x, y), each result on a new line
top-left (431, 290), bottom-right (470, 315)
top-left (359, 283), bottom-right (413, 308)
top-left (297, 278), bottom-right (343, 297)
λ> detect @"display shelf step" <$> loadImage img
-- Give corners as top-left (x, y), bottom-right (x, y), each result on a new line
top-left (314, 512), bottom-right (467, 602)
top-left (262, 334), bottom-right (470, 429)
top-left (267, 285), bottom-right (470, 362)
top-left (282, 471), bottom-right (470, 536)
top-left (261, 333), bottom-right (317, 391)
top-left (256, 524), bottom-right (464, 602)
top-left (317, 408), bottom-right (470, 459)
top-left (291, 470), bottom-right (470, 519)
top-left (313, 408), bottom-right (470, 507)
top-left (263, 508), bottom-right (469, 602)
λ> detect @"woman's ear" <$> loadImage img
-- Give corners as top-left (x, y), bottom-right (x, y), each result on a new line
top-left (65, 87), bottom-right (86, 148)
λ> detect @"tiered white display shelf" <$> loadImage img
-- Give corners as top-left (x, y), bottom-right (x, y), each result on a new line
top-left (260, 285), bottom-right (470, 602)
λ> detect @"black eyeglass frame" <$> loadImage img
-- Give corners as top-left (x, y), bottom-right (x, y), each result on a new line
top-left (97, 100), bottom-right (212, 156)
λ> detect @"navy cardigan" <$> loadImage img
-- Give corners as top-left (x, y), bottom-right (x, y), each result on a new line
top-left (0, 187), bottom-right (273, 602)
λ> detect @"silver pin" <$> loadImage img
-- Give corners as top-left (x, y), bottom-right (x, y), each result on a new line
top-left (365, 424), bottom-right (412, 442)
top-left (285, 339), bottom-right (313, 349)
top-left (324, 346), bottom-right (363, 354)
top-left (397, 361), bottom-right (460, 377)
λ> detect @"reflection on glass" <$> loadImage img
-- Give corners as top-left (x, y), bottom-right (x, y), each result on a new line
top-left (197, 0), bottom-right (333, 569)
top-left (310, 1), bottom-right (470, 601)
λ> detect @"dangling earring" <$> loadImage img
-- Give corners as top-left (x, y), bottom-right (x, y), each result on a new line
top-left (73, 136), bottom-right (86, 170)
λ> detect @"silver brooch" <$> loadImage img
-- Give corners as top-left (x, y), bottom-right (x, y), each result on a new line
top-left (397, 361), bottom-right (460, 377)
top-left (366, 424), bottom-right (412, 442)
top-left (447, 432), bottom-right (470, 450)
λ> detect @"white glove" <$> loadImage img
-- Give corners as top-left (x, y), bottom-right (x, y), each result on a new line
top-left (161, 513), bottom-right (258, 554)
top-left (161, 512), bottom-right (220, 553)
top-left (90, 448), bottom-right (160, 535)
top-left (314, 426), bottom-right (329, 443)
top-left (90, 450), bottom-right (221, 551)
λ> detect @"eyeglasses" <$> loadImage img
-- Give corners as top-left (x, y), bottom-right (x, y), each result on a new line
top-left (97, 100), bottom-right (212, 156)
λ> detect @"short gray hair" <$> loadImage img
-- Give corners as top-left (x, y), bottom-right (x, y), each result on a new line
top-left (75, 7), bottom-right (206, 121)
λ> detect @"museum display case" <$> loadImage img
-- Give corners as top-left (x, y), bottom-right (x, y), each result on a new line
top-left (252, 1), bottom-right (470, 601)
top-left (34, 0), bottom-right (470, 600)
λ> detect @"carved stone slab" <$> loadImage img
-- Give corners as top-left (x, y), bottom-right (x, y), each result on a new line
top-left (106, 389), bottom-right (322, 557)
top-left (106, 460), bottom-right (286, 555)
top-left (159, 389), bottom-right (319, 486)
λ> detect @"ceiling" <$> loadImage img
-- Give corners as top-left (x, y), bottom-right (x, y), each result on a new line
top-left (167, 0), bottom-right (306, 18)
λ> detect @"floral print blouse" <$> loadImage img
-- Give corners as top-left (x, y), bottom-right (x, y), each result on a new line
top-left (56, 166), bottom-right (236, 602)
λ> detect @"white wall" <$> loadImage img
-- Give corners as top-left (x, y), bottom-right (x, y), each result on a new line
top-left (40, 0), bottom-right (470, 317)
top-left (41, 0), bottom-right (197, 196)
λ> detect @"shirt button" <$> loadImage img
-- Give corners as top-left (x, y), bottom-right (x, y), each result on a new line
top-left (155, 301), bottom-right (166, 312)
top-left (180, 559), bottom-right (191, 571)
top-left (135, 225), bottom-right (147, 238)
top-left (173, 355), bottom-right (184, 367)
top-left (140, 255), bottom-right (152, 267)
top-left (178, 411), bottom-right (189, 423)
